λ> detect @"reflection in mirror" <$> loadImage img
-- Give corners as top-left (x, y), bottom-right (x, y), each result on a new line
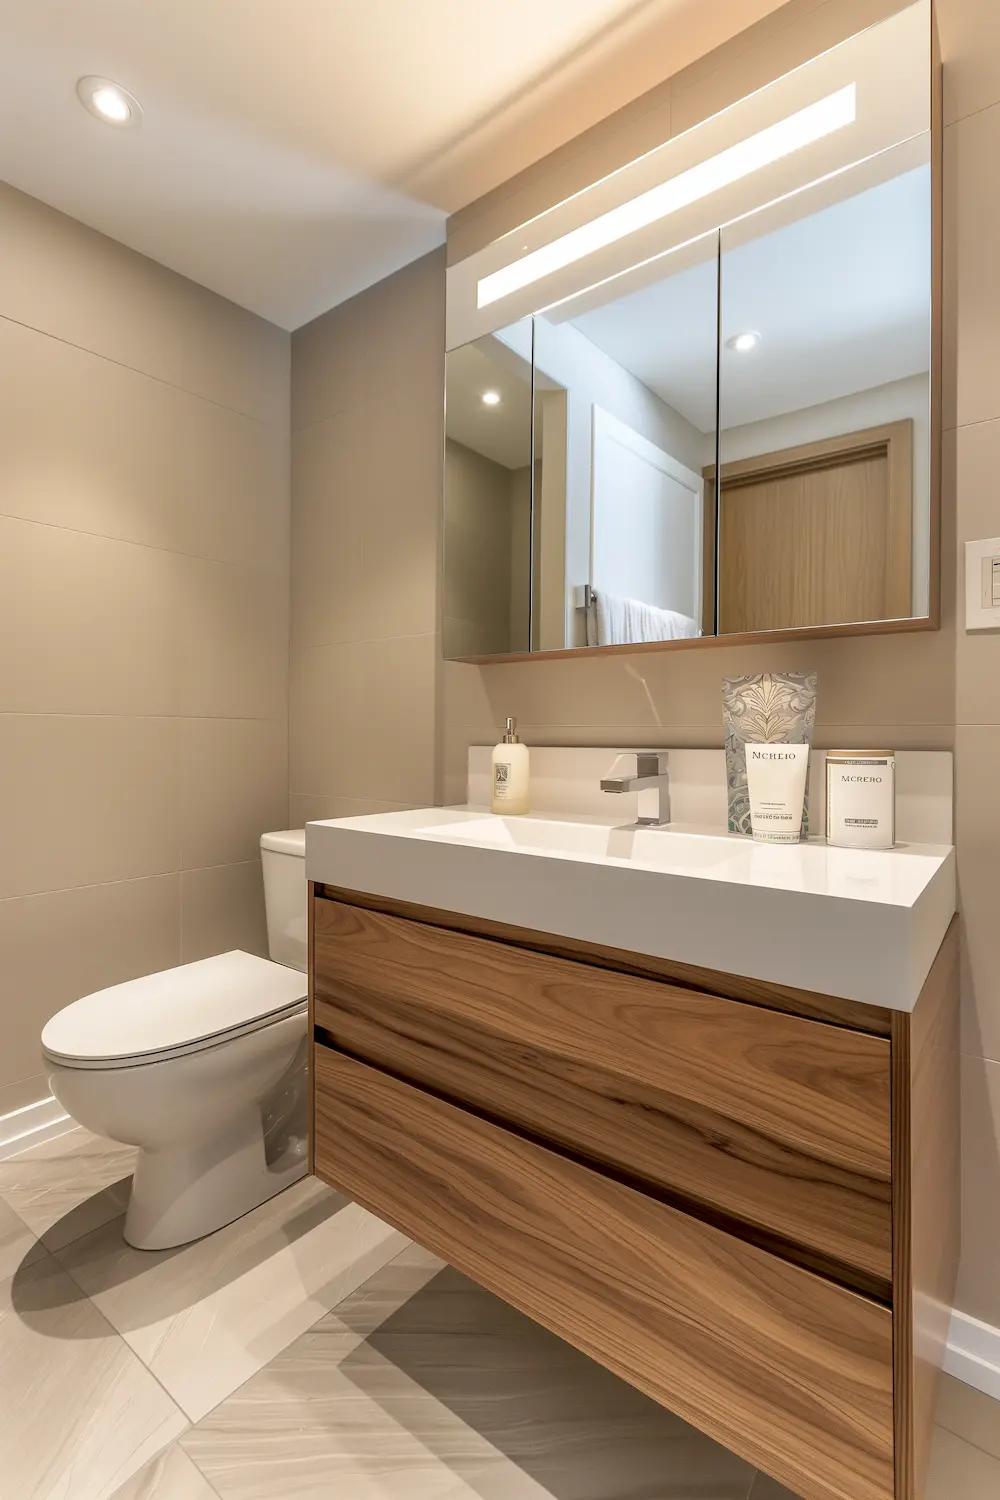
top-left (531, 237), bottom-right (719, 651)
top-left (443, 320), bottom-right (533, 658)
top-left (716, 8), bottom-right (932, 635)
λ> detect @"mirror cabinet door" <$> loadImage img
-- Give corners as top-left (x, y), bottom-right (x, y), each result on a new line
top-left (443, 319), bottom-right (534, 659)
top-left (716, 145), bottom-right (932, 636)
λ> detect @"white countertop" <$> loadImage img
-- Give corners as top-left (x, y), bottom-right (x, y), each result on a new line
top-left (306, 807), bottom-right (956, 1012)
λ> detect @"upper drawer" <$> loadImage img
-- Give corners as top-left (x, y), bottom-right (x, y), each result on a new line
top-left (313, 896), bottom-right (892, 1293)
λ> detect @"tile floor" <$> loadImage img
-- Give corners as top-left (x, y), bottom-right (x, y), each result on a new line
top-left (0, 1123), bottom-right (997, 1500)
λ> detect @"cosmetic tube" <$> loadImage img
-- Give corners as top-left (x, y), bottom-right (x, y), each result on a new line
top-left (745, 743), bottom-right (811, 844)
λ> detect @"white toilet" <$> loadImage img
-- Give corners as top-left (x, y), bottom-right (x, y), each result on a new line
top-left (42, 830), bottom-right (311, 1251)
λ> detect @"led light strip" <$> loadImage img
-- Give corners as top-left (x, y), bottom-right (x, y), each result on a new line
top-left (477, 83), bottom-right (857, 310)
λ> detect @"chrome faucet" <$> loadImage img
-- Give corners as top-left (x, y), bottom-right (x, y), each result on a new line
top-left (600, 752), bottom-right (669, 827)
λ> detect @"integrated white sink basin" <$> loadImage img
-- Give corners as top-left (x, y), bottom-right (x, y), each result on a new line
top-left (306, 807), bottom-right (956, 1011)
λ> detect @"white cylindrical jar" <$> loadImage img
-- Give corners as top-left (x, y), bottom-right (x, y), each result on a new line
top-left (826, 751), bottom-right (896, 850)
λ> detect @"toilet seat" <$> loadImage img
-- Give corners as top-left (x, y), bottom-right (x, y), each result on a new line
top-left (41, 950), bottom-right (307, 1071)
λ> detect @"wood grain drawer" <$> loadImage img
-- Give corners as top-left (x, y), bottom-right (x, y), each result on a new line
top-left (313, 896), bottom-right (892, 1293)
top-left (313, 1044), bottom-right (894, 1500)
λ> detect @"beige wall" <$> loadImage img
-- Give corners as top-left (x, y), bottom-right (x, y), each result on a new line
top-left (288, 250), bottom-right (444, 826)
top-left (939, 0), bottom-right (1000, 1328)
top-left (444, 438), bottom-right (514, 658)
top-left (0, 184), bottom-right (291, 1110)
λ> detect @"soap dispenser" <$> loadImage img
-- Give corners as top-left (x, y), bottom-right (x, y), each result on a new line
top-left (491, 718), bottom-right (530, 815)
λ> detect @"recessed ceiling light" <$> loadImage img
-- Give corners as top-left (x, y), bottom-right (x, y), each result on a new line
top-left (481, 390), bottom-right (502, 407)
top-left (727, 331), bottom-right (762, 353)
top-left (77, 76), bottom-right (143, 129)
top-left (477, 83), bottom-right (857, 309)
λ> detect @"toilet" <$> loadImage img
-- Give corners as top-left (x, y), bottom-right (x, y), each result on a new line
top-left (42, 830), bottom-right (310, 1251)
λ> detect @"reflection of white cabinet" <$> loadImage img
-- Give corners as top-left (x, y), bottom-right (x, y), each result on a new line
top-left (589, 406), bottom-right (704, 624)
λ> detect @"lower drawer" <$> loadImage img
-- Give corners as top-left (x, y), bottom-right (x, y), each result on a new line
top-left (313, 1044), bottom-right (894, 1500)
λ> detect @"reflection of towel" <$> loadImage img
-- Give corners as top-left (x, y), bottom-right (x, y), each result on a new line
top-left (586, 590), bottom-right (702, 647)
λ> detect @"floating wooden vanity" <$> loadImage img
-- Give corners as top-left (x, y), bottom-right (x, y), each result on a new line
top-left (308, 883), bottom-right (958, 1500)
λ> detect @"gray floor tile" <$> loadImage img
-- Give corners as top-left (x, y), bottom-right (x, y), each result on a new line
top-left (935, 1372), bottom-right (1000, 1462)
top-left (0, 1124), bottom-right (134, 1251)
top-left (56, 1174), bottom-right (405, 1421)
top-left (0, 1252), bottom-right (187, 1500)
top-left (0, 1194), bottom-right (44, 1282)
top-left (110, 1444), bottom-right (220, 1500)
top-left (747, 1471), bottom-right (800, 1498)
top-left (926, 1424), bottom-right (1000, 1499)
top-left (184, 1261), bottom-right (755, 1500)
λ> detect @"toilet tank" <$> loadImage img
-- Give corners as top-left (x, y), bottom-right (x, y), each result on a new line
top-left (260, 830), bottom-right (307, 972)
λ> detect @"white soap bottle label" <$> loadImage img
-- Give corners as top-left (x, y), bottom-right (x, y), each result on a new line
top-left (491, 718), bottom-right (530, 815)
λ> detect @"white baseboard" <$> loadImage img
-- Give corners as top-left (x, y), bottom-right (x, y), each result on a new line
top-left (0, 1094), bottom-right (72, 1160)
top-left (946, 1310), bottom-right (1000, 1401)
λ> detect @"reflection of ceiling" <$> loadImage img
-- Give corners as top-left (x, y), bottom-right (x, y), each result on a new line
top-left (446, 340), bottom-right (532, 469)
top-left (568, 166), bottom-right (931, 432)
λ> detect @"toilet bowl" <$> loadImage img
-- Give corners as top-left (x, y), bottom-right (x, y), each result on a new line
top-left (42, 830), bottom-right (311, 1250)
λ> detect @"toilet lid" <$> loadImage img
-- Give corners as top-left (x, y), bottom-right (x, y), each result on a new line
top-left (41, 950), bottom-right (308, 1069)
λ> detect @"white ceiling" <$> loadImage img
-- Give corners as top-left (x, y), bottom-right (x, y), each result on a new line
top-left (0, 0), bottom-right (783, 330)
top-left (446, 340), bottom-right (533, 470)
top-left (570, 166), bottom-right (932, 432)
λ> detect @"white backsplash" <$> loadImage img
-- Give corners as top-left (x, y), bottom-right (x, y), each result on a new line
top-left (464, 745), bottom-right (953, 846)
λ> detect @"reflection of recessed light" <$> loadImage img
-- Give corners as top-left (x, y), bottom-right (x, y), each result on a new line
top-left (727, 331), bottom-right (761, 353)
top-left (77, 76), bottom-right (143, 128)
top-left (481, 390), bottom-right (502, 406)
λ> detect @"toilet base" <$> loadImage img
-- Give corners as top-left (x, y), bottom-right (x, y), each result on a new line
top-left (124, 1110), bottom-right (308, 1250)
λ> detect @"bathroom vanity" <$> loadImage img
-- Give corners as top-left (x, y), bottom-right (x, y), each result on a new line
top-left (305, 806), bottom-right (957, 1500)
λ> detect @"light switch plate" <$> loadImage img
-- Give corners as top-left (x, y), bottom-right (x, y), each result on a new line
top-left (965, 538), bottom-right (1000, 631)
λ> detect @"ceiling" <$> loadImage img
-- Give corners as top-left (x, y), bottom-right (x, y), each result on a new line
top-left (446, 340), bottom-right (533, 470)
top-left (570, 166), bottom-right (932, 432)
top-left (0, 0), bottom-right (787, 330)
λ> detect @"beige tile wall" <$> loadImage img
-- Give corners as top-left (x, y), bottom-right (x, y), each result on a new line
top-left (940, 0), bottom-right (1000, 1329)
top-left (0, 183), bottom-right (291, 1107)
top-left (288, 249), bottom-right (445, 830)
top-left (437, 0), bottom-right (1000, 1329)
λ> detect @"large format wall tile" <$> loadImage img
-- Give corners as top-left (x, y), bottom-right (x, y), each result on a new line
top-left (0, 716), bottom-right (181, 900)
top-left (291, 412), bottom-right (368, 649)
top-left (0, 184), bottom-right (289, 425)
top-left (290, 635), bottom-right (437, 805)
top-left (180, 719), bottom-right (288, 869)
top-left (939, 0), bottom-right (1000, 126)
top-left (180, 862), bottom-right (269, 962)
top-left (0, 874), bottom-right (181, 1088)
top-left (174, 555), bottom-right (288, 721)
top-left (954, 1053), bottom-right (1000, 1329)
top-left (0, 318), bottom-right (288, 576)
top-left (0, 517), bottom-right (177, 717)
top-left (291, 249), bottom-right (444, 433)
top-left (954, 726), bottom-right (1000, 1060)
top-left (288, 793), bottom-right (414, 827)
top-left (944, 102), bottom-right (1000, 431)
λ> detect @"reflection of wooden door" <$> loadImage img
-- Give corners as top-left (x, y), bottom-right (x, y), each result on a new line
top-left (710, 422), bottom-right (913, 634)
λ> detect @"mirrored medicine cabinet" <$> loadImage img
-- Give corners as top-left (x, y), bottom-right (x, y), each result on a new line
top-left (442, 0), bottom-right (940, 662)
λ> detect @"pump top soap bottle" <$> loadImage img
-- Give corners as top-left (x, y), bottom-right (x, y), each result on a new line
top-left (491, 718), bottom-right (530, 815)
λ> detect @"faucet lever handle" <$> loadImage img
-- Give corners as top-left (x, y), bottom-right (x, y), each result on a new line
top-left (634, 752), bottom-right (667, 778)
